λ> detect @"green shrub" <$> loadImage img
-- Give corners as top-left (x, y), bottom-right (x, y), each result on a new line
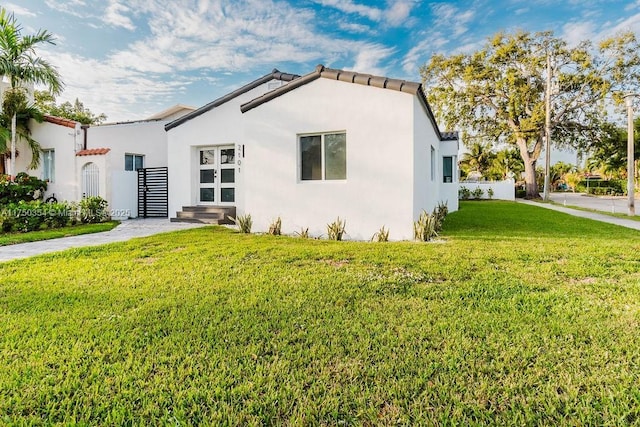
top-left (267, 217), bottom-right (282, 235)
top-left (488, 188), bottom-right (495, 199)
top-left (472, 187), bottom-right (484, 199)
top-left (5, 201), bottom-right (46, 232)
top-left (414, 210), bottom-right (438, 242)
top-left (327, 217), bottom-right (346, 241)
top-left (44, 202), bottom-right (73, 228)
top-left (371, 226), bottom-right (390, 242)
top-left (79, 197), bottom-right (109, 224)
top-left (0, 173), bottom-right (48, 205)
top-left (459, 187), bottom-right (471, 200)
top-left (515, 189), bottom-right (526, 198)
top-left (229, 214), bottom-right (252, 233)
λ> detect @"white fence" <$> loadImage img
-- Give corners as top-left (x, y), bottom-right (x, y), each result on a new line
top-left (111, 171), bottom-right (138, 219)
top-left (459, 179), bottom-right (515, 201)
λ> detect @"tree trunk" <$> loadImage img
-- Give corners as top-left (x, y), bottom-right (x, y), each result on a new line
top-left (523, 159), bottom-right (539, 198)
top-left (515, 137), bottom-right (542, 199)
top-left (10, 113), bottom-right (17, 180)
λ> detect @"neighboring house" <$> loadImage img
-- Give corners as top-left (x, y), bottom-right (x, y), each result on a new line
top-left (166, 65), bottom-right (459, 240)
top-left (12, 104), bottom-right (194, 218)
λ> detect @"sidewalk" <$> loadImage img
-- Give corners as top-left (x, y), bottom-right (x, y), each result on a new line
top-left (517, 199), bottom-right (640, 231)
top-left (0, 218), bottom-right (209, 262)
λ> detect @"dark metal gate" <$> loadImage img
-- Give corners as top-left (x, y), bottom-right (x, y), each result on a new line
top-left (137, 167), bottom-right (168, 218)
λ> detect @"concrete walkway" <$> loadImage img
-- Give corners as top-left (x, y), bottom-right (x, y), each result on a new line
top-left (517, 199), bottom-right (640, 231)
top-left (0, 219), bottom-right (209, 262)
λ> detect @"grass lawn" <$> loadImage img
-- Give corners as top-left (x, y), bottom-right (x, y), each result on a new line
top-left (0, 221), bottom-right (119, 246)
top-left (1, 201), bottom-right (639, 425)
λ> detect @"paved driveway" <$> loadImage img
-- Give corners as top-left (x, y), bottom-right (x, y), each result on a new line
top-left (0, 219), bottom-right (209, 262)
top-left (548, 192), bottom-right (640, 216)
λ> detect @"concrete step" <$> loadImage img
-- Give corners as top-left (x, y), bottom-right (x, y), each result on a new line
top-left (172, 206), bottom-right (236, 225)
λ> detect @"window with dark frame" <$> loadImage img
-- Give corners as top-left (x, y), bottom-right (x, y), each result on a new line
top-left (443, 156), bottom-right (453, 183)
top-left (300, 132), bottom-right (346, 181)
top-left (125, 154), bottom-right (144, 171)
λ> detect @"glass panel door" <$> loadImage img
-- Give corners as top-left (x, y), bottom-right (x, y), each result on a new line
top-left (199, 148), bottom-right (216, 203)
top-left (197, 146), bottom-right (236, 205)
top-left (219, 146), bottom-right (235, 204)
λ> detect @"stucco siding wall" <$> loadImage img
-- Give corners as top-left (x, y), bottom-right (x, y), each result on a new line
top-left (241, 78), bottom-right (416, 240)
top-left (86, 121), bottom-right (168, 209)
top-left (412, 97), bottom-right (443, 218)
top-left (26, 120), bottom-right (80, 202)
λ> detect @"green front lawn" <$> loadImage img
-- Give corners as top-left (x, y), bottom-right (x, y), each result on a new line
top-left (1, 201), bottom-right (639, 425)
top-left (0, 221), bottom-right (119, 246)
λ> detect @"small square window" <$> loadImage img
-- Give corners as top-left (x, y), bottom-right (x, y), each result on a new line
top-left (125, 154), bottom-right (144, 171)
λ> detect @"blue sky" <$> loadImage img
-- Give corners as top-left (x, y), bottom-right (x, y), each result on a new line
top-left (6, 0), bottom-right (640, 122)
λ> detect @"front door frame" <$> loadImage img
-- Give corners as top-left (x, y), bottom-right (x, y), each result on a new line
top-left (197, 145), bottom-right (236, 206)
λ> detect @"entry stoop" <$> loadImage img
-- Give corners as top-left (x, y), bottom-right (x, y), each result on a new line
top-left (171, 206), bottom-right (236, 224)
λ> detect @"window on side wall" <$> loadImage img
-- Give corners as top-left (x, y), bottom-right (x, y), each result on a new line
top-left (125, 154), bottom-right (144, 171)
top-left (443, 156), bottom-right (453, 183)
top-left (42, 149), bottom-right (55, 183)
top-left (300, 132), bottom-right (346, 181)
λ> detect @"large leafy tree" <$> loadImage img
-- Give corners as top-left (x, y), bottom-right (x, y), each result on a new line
top-left (34, 91), bottom-right (107, 125)
top-left (0, 7), bottom-right (62, 178)
top-left (421, 30), bottom-right (639, 198)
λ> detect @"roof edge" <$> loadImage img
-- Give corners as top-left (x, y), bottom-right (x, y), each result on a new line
top-left (240, 65), bottom-right (458, 142)
top-left (165, 69), bottom-right (300, 131)
top-left (241, 65), bottom-right (324, 113)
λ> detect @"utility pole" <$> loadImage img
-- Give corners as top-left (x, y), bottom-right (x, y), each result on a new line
top-left (543, 52), bottom-right (552, 201)
top-left (624, 93), bottom-right (638, 216)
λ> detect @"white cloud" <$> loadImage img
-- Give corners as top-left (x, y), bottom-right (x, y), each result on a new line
top-left (561, 21), bottom-right (596, 47)
top-left (35, 0), bottom-right (407, 119)
top-left (430, 3), bottom-right (475, 37)
top-left (104, 0), bottom-right (136, 31)
top-left (345, 44), bottom-right (396, 76)
top-left (314, 0), bottom-right (382, 21)
top-left (386, 0), bottom-right (416, 26)
top-left (314, 0), bottom-right (417, 27)
top-left (402, 36), bottom-right (448, 74)
top-left (4, 3), bottom-right (37, 17)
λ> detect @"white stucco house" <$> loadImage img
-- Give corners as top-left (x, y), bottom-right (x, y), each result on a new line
top-left (166, 65), bottom-right (459, 240)
top-left (12, 104), bottom-right (194, 218)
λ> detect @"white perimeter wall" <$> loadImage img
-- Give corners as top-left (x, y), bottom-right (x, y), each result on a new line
top-left (242, 78), bottom-right (417, 241)
top-left (459, 179), bottom-right (515, 200)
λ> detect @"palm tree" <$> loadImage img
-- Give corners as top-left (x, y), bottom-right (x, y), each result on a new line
top-left (0, 87), bottom-right (44, 174)
top-left (0, 7), bottom-right (62, 178)
top-left (459, 142), bottom-right (496, 179)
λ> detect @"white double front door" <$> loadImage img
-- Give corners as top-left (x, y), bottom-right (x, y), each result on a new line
top-left (198, 145), bottom-right (236, 205)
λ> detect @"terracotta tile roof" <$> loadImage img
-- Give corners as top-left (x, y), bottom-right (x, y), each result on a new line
top-left (440, 132), bottom-right (459, 141)
top-left (76, 148), bottom-right (110, 156)
top-left (44, 115), bottom-right (79, 128)
top-left (239, 65), bottom-right (458, 142)
top-left (165, 69), bottom-right (300, 131)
